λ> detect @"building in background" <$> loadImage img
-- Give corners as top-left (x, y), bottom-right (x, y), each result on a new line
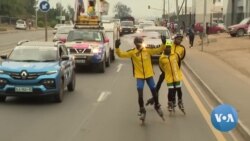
top-left (224, 0), bottom-right (250, 26)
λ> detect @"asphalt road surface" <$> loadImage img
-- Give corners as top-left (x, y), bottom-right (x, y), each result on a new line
top-left (0, 31), bottom-right (237, 141)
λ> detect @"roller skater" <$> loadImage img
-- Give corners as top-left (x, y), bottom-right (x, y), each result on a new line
top-left (115, 36), bottom-right (166, 123)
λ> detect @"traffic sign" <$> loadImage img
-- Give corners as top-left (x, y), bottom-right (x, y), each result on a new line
top-left (39, 1), bottom-right (50, 12)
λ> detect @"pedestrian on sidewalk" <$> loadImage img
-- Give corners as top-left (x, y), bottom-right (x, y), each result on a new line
top-left (146, 34), bottom-right (186, 108)
top-left (187, 24), bottom-right (195, 48)
top-left (115, 36), bottom-right (166, 122)
top-left (205, 22), bottom-right (210, 44)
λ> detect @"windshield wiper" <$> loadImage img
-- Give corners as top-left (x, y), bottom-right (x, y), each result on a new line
top-left (41, 60), bottom-right (57, 62)
top-left (21, 60), bottom-right (42, 62)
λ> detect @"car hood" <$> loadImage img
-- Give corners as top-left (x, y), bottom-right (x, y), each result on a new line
top-left (0, 61), bottom-right (59, 72)
top-left (54, 34), bottom-right (68, 39)
top-left (65, 41), bottom-right (102, 49)
top-left (144, 38), bottom-right (162, 46)
top-left (228, 24), bottom-right (241, 29)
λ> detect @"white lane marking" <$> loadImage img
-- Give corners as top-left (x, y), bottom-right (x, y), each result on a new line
top-left (116, 64), bottom-right (123, 72)
top-left (97, 91), bottom-right (111, 102)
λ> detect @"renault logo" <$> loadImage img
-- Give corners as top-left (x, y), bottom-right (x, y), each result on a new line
top-left (20, 71), bottom-right (28, 79)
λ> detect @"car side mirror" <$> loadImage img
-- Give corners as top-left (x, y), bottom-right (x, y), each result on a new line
top-left (61, 55), bottom-right (69, 61)
top-left (59, 38), bottom-right (66, 43)
top-left (104, 38), bottom-right (109, 43)
top-left (0, 54), bottom-right (7, 59)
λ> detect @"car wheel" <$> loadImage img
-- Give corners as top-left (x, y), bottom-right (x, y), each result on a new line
top-left (97, 60), bottom-right (105, 73)
top-left (111, 49), bottom-right (115, 61)
top-left (230, 33), bottom-right (237, 37)
top-left (67, 71), bottom-right (76, 92)
top-left (237, 29), bottom-right (245, 37)
top-left (105, 53), bottom-right (111, 67)
top-left (55, 79), bottom-right (64, 103)
top-left (0, 96), bottom-right (6, 102)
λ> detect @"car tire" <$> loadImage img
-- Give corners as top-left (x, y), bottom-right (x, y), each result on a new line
top-left (97, 60), bottom-right (105, 73)
top-left (230, 33), bottom-right (237, 37)
top-left (0, 96), bottom-right (6, 102)
top-left (111, 49), bottom-right (115, 61)
top-left (54, 79), bottom-right (64, 103)
top-left (106, 53), bottom-right (111, 67)
top-left (237, 29), bottom-right (245, 37)
top-left (67, 71), bottom-right (76, 92)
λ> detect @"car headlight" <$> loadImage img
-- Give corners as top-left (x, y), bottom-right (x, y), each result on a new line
top-left (46, 70), bottom-right (58, 75)
top-left (42, 79), bottom-right (56, 89)
top-left (0, 70), bottom-right (4, 74)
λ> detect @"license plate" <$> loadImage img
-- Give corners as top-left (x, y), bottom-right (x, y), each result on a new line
top-left (15, 87), bottom-right (33, 93)
top-left (76, 59), bottom-right (85, 63)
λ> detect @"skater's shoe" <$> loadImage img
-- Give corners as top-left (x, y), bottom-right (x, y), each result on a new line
top-left (168, 101), bottom-right (174, 112)
top-left (138, 107), bottom-right (146, 121)
top-left (178, 100), bottom-right (184, 110)
top-left (146, 97), bottom-right (155, 106)
top-left (154, 104), bottom-right (164, 117)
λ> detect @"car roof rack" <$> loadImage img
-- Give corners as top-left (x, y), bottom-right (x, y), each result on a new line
top-left (17, 40), bottom-right (29, 46)
top-left (74, 15), bottom-right (103, 29)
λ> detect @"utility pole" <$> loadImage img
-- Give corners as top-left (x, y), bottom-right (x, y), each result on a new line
top-left (163, 0), bottom-right (166, 20)
top-left (168, 0), bottom-right (170, 21)
top-left (202, 0), bottom-right (207, 52)
top-left (175, 0), bottom-right (180, 32)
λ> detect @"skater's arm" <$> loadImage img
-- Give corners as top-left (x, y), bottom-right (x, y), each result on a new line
top-left (115, 48), bottom-right (133, 58)
top-left (115, 39), bottom-right (133, 58)
top-left (147, 44), bottom-right (166, 55)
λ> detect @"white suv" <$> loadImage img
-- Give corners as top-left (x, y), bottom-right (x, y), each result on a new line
top-left (16, 20), bottom-right (27, 30)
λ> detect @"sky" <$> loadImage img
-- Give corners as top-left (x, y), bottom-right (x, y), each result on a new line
top-left (48, 0), bottom-right (192, 18)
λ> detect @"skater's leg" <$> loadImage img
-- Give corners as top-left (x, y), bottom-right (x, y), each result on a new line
top-left (137, 79), bottom-right (145, 108)
top-left (156, 71), bottom-right (165, 93)
top-left (168, 88), bottom-right (175, 111)
top-left (146, 71), bottom-right (164, 106)
top-left (146, 77), bottom-right (164, 117)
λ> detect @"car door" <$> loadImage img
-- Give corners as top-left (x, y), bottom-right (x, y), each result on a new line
top-left (60, 45), bottom-right (71, 85)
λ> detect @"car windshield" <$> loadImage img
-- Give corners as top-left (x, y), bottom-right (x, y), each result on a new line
top-left (143, 29), bottom-right (170, 38)
top-left (8, 46), bottom-right (57, 62)
top-left (67, 30), bottom-right (103, 42)
top-left (57, 26), bottom-right (73, 34)
top-left (121, 21), bottom-right (133, 26)
top-left (139, 23), bottom-right (154, 29)
top-left (240, 18), bottom-right (250, 24)
top-left (16, 20), bottom-right (25, 24)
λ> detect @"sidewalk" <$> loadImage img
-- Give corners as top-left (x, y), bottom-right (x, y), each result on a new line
top-left (182, 33), bottom-right (250, 139)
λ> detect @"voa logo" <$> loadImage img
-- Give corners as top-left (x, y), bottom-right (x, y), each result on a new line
top-left (211, 104), bottom-right (238, 132)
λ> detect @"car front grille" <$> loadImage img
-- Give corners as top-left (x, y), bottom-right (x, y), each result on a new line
top-left (69, 48), bottom-right (91, 54)
top-left (6, 72), bottom-right (45, 80)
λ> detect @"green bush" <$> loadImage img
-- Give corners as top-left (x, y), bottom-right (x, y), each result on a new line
top-left (49, 20), bottom-right (57, 28)
top-left (37, 21), bottom-right (44, 27)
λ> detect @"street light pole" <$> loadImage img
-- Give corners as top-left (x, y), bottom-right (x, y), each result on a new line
top-left (163, 0), bottom-right (166, 19)
top-left (202, 0), bottom-right (207, 52)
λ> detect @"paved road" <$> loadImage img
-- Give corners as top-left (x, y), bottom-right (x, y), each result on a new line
top-left (0, 31), bottom-right (238, 141)
top-left (0, 30), bottom-right (53, 54)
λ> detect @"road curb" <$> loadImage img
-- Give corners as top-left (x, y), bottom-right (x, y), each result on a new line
top-left (0, 28), bottom-right (46, 34)
top-left (183, 60), bottom-right (250, 141)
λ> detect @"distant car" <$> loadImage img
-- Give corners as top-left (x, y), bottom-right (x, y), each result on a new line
top-left (194, 22), bottom-right (224, 34)
top-left (65, 27), bottom-right (112, 73)
top-left (136, 22), bottom-right (155, 33)
top-left (53, 25), bottom-right (73, 42)
top-left (16, 20), bottom-right (27, 30)
top-left (248, 25), bottom-right (250, 37)
top-left (228, 17), bottom-right (250, 37)
top-left (143, 26), bottom-right (171, 39)
top-left (0, 41), bottom-right (76, 102)
top-left (120, 21), bottom-right (135, 35)
top-left (53, 24), bottom-right (64, 34)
